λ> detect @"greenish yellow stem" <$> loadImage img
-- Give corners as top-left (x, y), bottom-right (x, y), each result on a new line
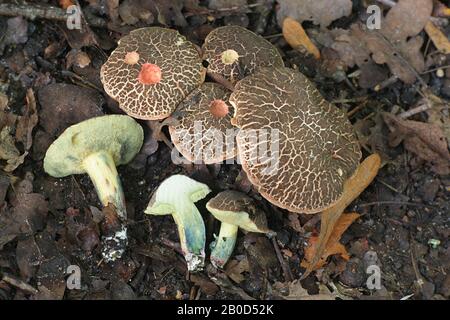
top-left (82, 151), bottom-right (126, 220)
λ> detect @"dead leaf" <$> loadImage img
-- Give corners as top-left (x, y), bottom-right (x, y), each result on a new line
top-left (0, 89), bottom-right (38, 172)
top-left (302, 154), bottom-right (381, 276)
top-left (282, 17), bottom-right (320, 59)
top-left (324, 0), bottom-right (433, 84)
top-left (302, 212), bottom-right (360, 270)
top-left (277, 0), bottom-right (352, 28)
top-left (225, 257), bottom-right (250, 284)
top-left (272, 280), bottom-right (336, 300)
top-left (59, 0), bottom-right (75, 9)
top-left (424, 21), bottom-right (450, 54)
top-left (37, 83), bottom-right (104, 137)
top-left (383, 112), bottom-right (450, 174)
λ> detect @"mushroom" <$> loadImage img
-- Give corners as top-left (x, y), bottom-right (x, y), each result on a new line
top-left (101, 27), bottom-right (205, 120)
top-left (202, 25), bottom-right (284, 84)
top-left (169, 82), bottom-right (237, 164)
top-left (206, 190), bottom-right (273, 268)
top-left (230, 67), bottom-right (362, 213)
top-left (145, 174), bottom-right (211, 272)
top-left (44, 115), bottom-right (144, 261)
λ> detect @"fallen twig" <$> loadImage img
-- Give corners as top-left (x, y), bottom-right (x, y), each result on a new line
top-left (0, 1), bottom-right (106, 28)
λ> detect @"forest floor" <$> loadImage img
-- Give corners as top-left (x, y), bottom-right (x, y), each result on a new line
top-left (0, 0), bottom-right (449, 300)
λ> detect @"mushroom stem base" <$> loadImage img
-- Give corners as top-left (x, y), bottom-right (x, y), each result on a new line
top-left (210, 222), bottom-right (238, 269)
top-left (83, 151), bottom-right (128, 262)
top-left (172, 205), bottom-right (206, 272)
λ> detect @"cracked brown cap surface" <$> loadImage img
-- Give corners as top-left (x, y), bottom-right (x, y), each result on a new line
top-left (101, 27), bottom-right (205, 120)
top-left (230, 67), bottom-right (361, 214)
top-left (169, 83), bottom-right (236, 164)
top-left (202, 26), bottom-right (284, 84)
top-left (206, 190), bottom-right (270, 233)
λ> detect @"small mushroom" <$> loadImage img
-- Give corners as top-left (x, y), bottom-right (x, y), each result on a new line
top-left (44, 115), bottom-right (144, 261)
top-left (169, 82), bottom-right (236, 164)
top-left (145, 174), bottom-right (211, 272)
top-left (101, 27), bottom-right (205, 120)
top-left (230, 67), bottom-right (362, 213)
top-left (202, 26), bottom-right (284, 84)
top-left (206, 190), bottom-right (272, 268)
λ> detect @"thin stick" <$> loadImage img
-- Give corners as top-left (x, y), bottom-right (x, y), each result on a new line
top-left (0, 1), bottom-right (106, 28)
top-left (271, 237), bottom-right (294, 282)
top-left (2, 273), bottom-right (39, 295)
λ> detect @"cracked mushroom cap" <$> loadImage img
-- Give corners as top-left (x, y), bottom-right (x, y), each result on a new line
top-left (101, 27), bottom-right (205, 120)
top-left (202, 26), bottom-right (284, 84)
top-left (44, 115), bottom-right (144, 177)
top-left (169, 83), bottom-right (236, 164)
top-left (206, 190), bottom-right (270, 233)
top-left (230, 67), bottom-right (361, 213)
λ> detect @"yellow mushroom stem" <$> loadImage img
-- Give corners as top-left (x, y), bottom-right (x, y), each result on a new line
top-left (210, 222), bottom-right (238, 269)
top-left (82, 151), bottom-right (126, 220)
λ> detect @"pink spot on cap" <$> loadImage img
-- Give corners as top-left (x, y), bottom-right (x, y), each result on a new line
top-left (209, 100), bottom-right (229, 118)
top-left (138, 63), bottom-right (162, 85)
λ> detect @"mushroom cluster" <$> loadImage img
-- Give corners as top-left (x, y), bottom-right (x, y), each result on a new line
top-left (44, 24), bottom-right (364, 270)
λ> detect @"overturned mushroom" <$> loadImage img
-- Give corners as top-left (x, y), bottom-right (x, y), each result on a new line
top-left (202, 26), bottom-right (284, 84)
top-left (206, 190), bottom-right (272, 268)
top-left (169, 82), bottom-right (237, 164)
top-left (145, 174), bottom-right (211, 272)
top-left (101, 27), bottom-right (205, 120)
top-left (230, 67), bottom-right (361, 213)
top-left (44, 115), bottom-right (144, 261)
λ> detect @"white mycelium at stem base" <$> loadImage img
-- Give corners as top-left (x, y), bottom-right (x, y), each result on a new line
top-left (145, 175), bottom-right (211, 272)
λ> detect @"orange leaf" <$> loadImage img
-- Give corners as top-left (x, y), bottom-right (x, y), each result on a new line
top-left (282, 17), bottom-right (321, 59)
top-left (424, 21), bottom-right (450, 54)
top-left (301, 212), bottom-right (359, 270)
top-left (301, 154), bottom-right (381, 274)
top-left (59, 0), bottom-right (75, 9)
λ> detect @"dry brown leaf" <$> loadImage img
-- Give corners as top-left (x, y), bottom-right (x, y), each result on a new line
top-left (277, 0), bottom-right (352, 28)
top-left (302, 154), bottom-right (381, 276)
top-left (282, 17), bottom-right (320, 59)
top-left (302, 212), bottom-right (359, 270)
top-left (272, 280), bottom-right (336, 300)
top-left (225, 257), bottom-right (250, 284)
top-left (383, 112), bottom-right (450, 175)
top-left (59, 0), bottom-right (75, 9)
top-left (325, 0), bottom-right (432, 84)
top-left (0, 89), bottom-right (38, 172)
top-left (424, 21), bottom-right (450, 54)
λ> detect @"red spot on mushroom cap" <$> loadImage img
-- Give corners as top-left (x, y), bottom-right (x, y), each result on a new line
top-left (209, 100), bottom-right (229, 118)
top-left (138, 63), bottom-right (162, 85)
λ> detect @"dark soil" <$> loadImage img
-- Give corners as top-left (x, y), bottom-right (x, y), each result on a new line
top-left (0, 0), bottom-right (449, 300)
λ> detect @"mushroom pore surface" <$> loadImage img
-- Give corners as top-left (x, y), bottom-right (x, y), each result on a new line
top-left (230, 67), bottom-right (361, 213)
top-left (44, 115), bottom-right (144, 178)
top-left (101, 27), bottom-right (205, 120)
top-left (202, 26), bottom-right (284, 84)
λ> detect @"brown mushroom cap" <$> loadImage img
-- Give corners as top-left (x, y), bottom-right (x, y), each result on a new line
top-left (169, 83), bottom-right (236, 164)
top-left (230, 67), bottom-right (361, 214)
top-left (202, 26), bottom-right (284, 84)
top-left (206, 190), bottom-right (270, 233)
top-left (101, 27), bottom-right (205, 120)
